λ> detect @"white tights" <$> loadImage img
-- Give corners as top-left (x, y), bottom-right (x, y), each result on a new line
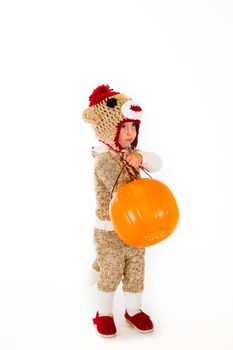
top-left (97, 290), bottom-right (142, 316)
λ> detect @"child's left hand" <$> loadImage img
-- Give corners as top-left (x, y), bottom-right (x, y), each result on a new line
top-left (126, 152), bottom-right (142, 170)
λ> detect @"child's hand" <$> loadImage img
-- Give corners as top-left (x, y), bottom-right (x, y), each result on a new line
top-left (126, 152), bottom-right (142, 170)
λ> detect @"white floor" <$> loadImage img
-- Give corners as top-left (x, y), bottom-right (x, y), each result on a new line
top-left (1, 265), bottom-right (232, 350)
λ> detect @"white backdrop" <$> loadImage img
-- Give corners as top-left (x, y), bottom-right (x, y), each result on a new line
top-left (0, 1), bottom-right (233, 349)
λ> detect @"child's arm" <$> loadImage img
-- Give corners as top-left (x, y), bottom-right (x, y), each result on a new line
top-left (95, 153), bottom-right (123, 193)
top-left (137, 150), bottom-right (163, 172)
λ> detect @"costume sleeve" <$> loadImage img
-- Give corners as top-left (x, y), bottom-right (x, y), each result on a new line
top-left (95, 152), bottom-right (123, 193)
top-left (137, 150), bottom-right (163, 172)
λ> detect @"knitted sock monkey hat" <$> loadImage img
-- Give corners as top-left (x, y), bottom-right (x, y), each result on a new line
top-left (82, 85), bottom-right (142, 152)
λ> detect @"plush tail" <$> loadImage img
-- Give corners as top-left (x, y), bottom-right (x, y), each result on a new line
top-left (85, 268), bottom-right (100, 286)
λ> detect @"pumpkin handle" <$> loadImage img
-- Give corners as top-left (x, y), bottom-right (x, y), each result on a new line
top-left (139, 166), bottom-right (153, 179)
top-left (110, 163), bottom-right (127, 199)
top-left (110, 165), bottom-right (153, 199)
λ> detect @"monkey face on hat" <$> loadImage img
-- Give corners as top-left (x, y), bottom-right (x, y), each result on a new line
top-left (82, 85), bottom-right (142, 152)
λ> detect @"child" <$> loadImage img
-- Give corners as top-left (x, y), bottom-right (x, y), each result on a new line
top-left (82, 85), bottom-right (162, 337)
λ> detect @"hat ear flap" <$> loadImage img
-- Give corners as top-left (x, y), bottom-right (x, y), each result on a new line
top-left (82, 107), bottom-right (99, 125)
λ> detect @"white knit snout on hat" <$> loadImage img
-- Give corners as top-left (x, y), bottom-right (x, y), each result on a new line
top-left (121, 100), bottom-right (142, 120)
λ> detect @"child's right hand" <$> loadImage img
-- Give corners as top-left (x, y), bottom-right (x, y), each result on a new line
top-left (126, 152), bottom-right (142, 170)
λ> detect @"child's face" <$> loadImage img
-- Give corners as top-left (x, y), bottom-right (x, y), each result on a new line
top-left (118, 122), bottom-right (137, 149)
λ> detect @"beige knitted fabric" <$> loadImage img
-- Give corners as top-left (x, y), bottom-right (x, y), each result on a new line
top-left (92, 147), bottom-right (145, 293)
top-left (92, 147), bottom-right (138, 220)
top-left (83, 85), bottom-right (145, 293)
top-left (93, 229), bottom-right (145, 293)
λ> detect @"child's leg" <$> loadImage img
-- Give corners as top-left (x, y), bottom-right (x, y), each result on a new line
top-left (92, 229), bottom-right (123, 337)
top-left (123, 247), bottom-right (154, 332)
top-left (123, 246), bottom-right (145, 293)
top-left (93, 289), bottom-right (117, 337)
top-left (123, 247), bottom-right (145, 315)
top-left (124, 291), bottom-right (142, 316)
top-left (97, 289), bottom-right (115, 316)
top-left (94, 229), bottom-right (125, 292)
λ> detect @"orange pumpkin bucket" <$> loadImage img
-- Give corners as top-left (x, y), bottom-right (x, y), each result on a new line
top-left (109, 178), bottom-right (179, 247)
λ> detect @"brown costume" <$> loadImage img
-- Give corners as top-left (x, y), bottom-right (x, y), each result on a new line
top-left (83, 85), bottom-right (161, 294)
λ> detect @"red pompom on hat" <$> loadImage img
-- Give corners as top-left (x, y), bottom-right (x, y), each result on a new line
top-left (89, 84), bottom-right (119, 106)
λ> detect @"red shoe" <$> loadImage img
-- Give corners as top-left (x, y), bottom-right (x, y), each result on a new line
top-left (93, 312), bottom-right (117, 337)
top-left (125, 310), bottom-right (154, 333)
